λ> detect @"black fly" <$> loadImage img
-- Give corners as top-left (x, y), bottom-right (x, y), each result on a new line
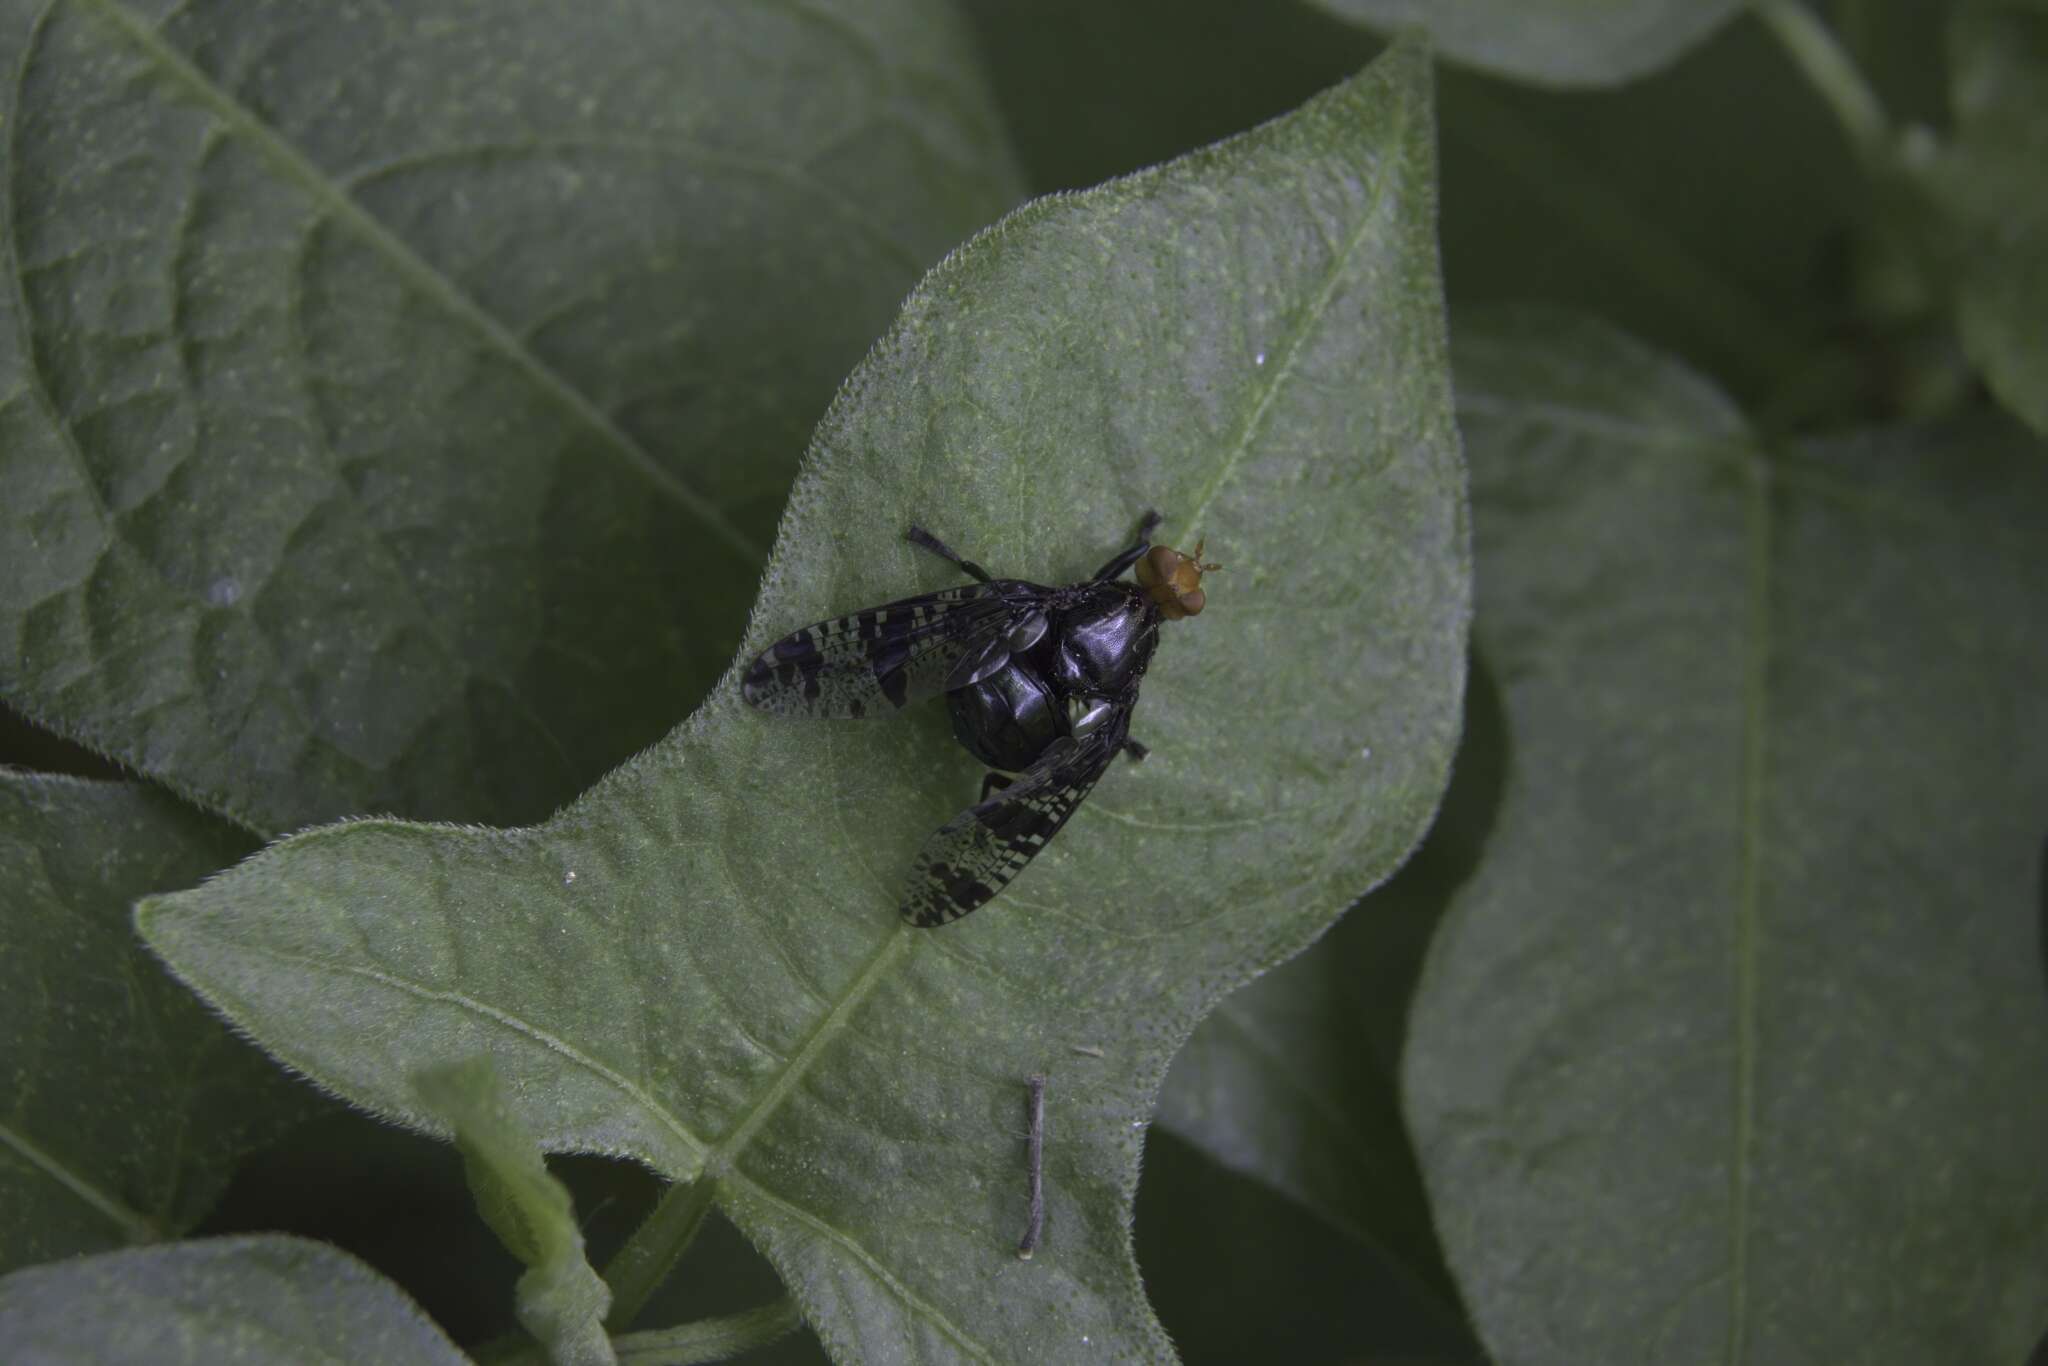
top-left (741, 510), bottom-right (1217, 926)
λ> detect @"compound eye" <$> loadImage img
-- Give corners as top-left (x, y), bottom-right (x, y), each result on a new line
top-left (1177, 587), bottom-right (1206, 617)
top-left (1137, 545), bottom-right (1179, 588)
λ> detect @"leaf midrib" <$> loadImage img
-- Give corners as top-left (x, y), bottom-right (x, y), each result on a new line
top-left (1181, 92), bottom-right (1409, 537)
top-left (702, 928), bottom-right (913, 1176)
top-left (672, 925), bottom-right (1000, 1361)
top-left (1727, 450), bottom-right (1770, 1363)
top-left (74, 0), bottom-right (764, 564)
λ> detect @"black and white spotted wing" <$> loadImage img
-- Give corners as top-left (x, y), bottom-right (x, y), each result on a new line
top-left (741, 582), bottom-right (1038, 719)
top-left (902, 714), bottom-right (1128, 927)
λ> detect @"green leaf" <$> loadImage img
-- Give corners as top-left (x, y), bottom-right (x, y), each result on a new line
top-left (416, 1059), bottom-right (614, 1366)
top-left (0, 770), bottom-right (318, 1274)
top-left (0, 0), bottom-right (1020, 835)
top-left (1920, 0), bottom-right (2048, 436)
top-left (0, 1233), bottom-right (469, 1364)
top-left (1307, 0), bottom-right (1744, 87)
top-left (1406, 308), bottom-right (2048, 1362)
top-left (139, 38), bottom-right (1469, 1361)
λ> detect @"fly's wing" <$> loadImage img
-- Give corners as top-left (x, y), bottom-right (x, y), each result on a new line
top-left (902, 715), bottom-right (1127, 927)
top-left (741, 582), bottom-right (1034, 719)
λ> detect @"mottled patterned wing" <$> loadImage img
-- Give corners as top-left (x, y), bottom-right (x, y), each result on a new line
top-left (741, 582), bottom-right (1029, 719)
top-left (902, 716), bottom-right (1127, 927)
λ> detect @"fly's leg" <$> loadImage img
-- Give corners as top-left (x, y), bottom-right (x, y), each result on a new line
top-left (1122, 738), bottom-right (1149, 762)
top-left (979, 771), bottom-right (1014, 803)
top-left (1091, 509), bottom-right (1164, 582)
top-left (907, 525), bottom-right (994, 584)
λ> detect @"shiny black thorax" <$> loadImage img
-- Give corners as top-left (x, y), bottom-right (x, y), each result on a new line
top-left (948, 582), bottom-right (1161, 773)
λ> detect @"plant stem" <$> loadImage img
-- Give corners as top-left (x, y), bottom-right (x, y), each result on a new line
top-left (602, 1175), bottom-right (720, 1330)
top-left (612, 1299), bottom-right (803, 1366)
top-left (1752, 0), bottom-right (1892, 169)
top-left (474, 1298), bottom-right (801, 1366)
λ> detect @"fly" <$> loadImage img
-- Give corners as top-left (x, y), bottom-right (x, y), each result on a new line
top-left (741, 510), bottom-right (1217, 926)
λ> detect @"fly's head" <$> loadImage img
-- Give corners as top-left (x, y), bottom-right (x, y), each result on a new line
top-left (1136, 537), bottom-right (1221, 621)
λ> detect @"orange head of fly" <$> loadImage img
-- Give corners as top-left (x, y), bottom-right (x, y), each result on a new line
top-left (1136, 537), bottom-right (1222, 621)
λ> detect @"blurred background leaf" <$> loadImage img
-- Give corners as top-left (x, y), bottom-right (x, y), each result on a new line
top-left (0, 771), bottom-right (320, 1274)
top-left (1135, 1126), bottom-right (1482, 1364)
top-left (1406, 307), bottom-right (2048, 1364)
top-left (1304, 0), bottom-right (1744, 87)
top-left (1915, 0), bottom-right (2048, 436)
top-left (0, 1234), bottom-right (468, 1364)
top-left (0, 0), bottom-right (1021, 833)
top-left (961, 1), bottom-right (1930, 422)
top-left (192, 1112), bottom-right (527, 1349)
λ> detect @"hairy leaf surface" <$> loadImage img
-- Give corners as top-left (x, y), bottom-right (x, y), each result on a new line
top-left (0, 0), bottom-right (1018, 833)
top-left (140, 41), bottom-right (1469, 1362)
top-left (1406, 309), bottom-right (2048, 1363)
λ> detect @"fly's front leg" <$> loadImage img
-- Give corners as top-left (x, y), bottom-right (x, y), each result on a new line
top-left (1091, 509), bottom-right (1164, 582)
top-left (979, 771), bottom-right (1014, 803)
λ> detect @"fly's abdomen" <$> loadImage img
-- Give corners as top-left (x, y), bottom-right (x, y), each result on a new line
top-left (948, 664), bottom-right (1062, 772)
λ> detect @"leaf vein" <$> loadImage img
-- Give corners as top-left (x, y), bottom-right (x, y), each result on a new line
top-left (337, 137), bottom-right (926, 276)
top-left (221, 944), bottom-right (709, 1165)
top-left (0, 1118), bottom-right (163, 1244)
top-left (1, 0), bottom-right (117, 546)
top-left (74, 0), bottom-right (764, 563)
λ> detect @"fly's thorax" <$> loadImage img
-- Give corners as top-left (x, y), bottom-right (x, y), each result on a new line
top-left (1048, 584), bottom-right (1157, 696)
